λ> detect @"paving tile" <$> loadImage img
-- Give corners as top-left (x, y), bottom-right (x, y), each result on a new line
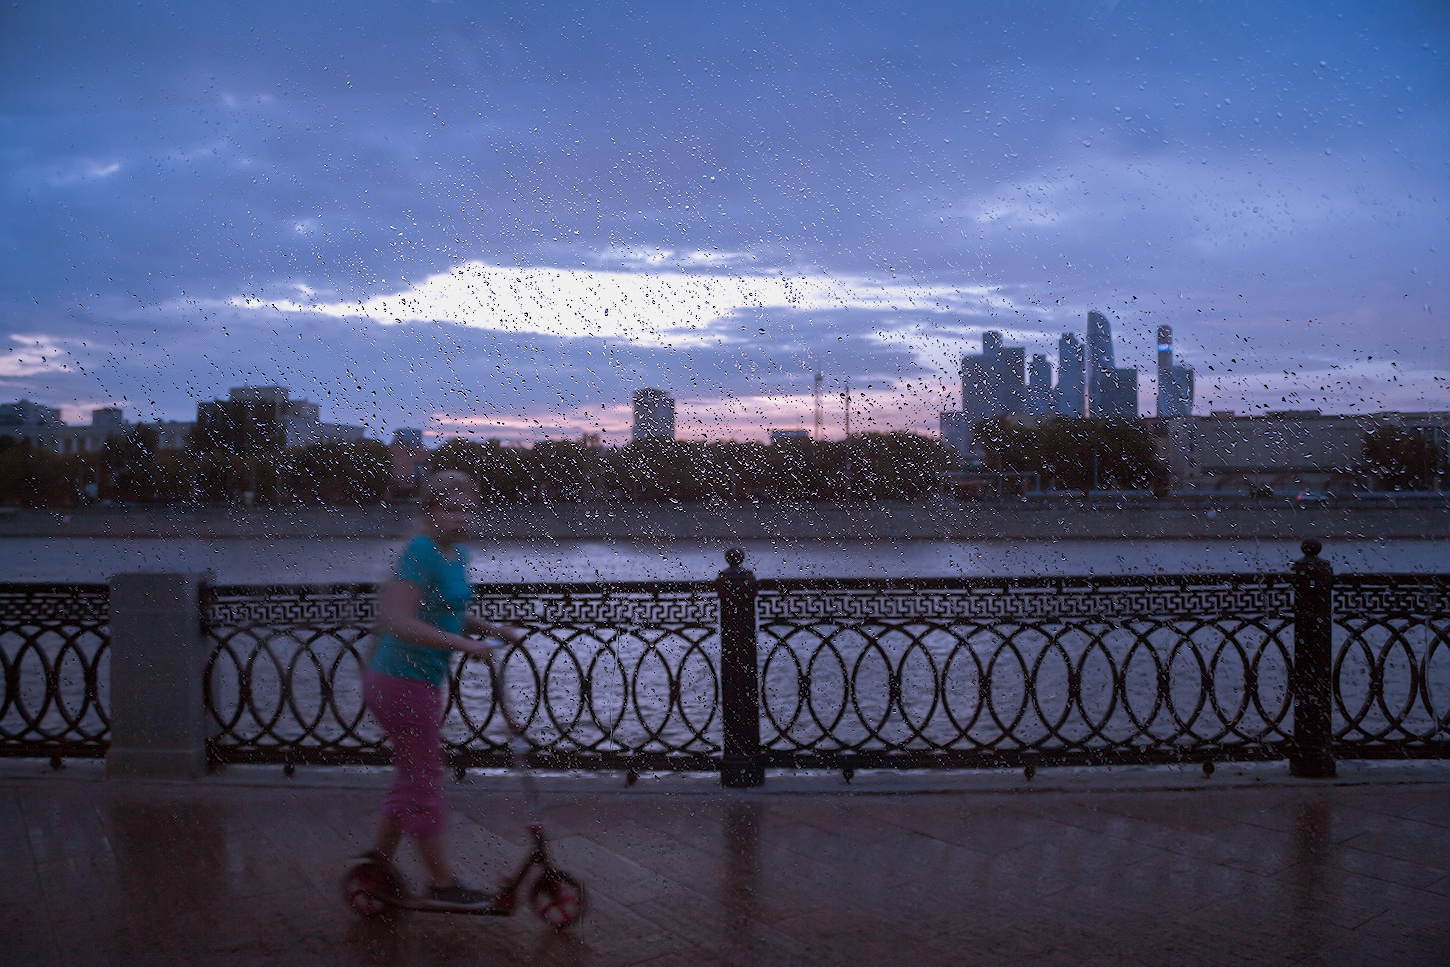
top-left (867, 802), bottom-right (1069, 855)
top-left (1338, 818), bottom-right (1450, 870)
top-left (1, 901), bottom-right (58, 967)
top-left (1352, 888), bottom-right (1450, 959)
top-left (1049, 849), bottom-right (1265, 916)
top-left (547, 833), bottom-right (683, 907)
top-left (1332, 784), bottom-right (1450, 830)
top-left (1296, 841), bottom-right (1449, 891)
top-left (626, 882), bottom-right (806, 964)
top-left (1290, 934), bottom-right (1442, 967)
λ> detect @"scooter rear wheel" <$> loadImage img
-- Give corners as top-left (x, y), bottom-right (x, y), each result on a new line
top-left (530, 869), bottom-right (586, 929)
top-left (343, 859), bottom-right (402, 918)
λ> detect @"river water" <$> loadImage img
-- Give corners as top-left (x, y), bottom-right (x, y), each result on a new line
top-left (2, 536), bottom-right (1447, 583)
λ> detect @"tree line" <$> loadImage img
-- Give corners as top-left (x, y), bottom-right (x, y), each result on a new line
top-left (1, 417), bottom-right (1440, 508)
top-left (0, 427), bottom-right (947, 507)
top-left (970, 416), bottom-right (1167, 492)
top-left (0, 427), bottom-right (393, 507)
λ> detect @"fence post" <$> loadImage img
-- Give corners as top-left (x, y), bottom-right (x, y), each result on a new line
top-left (1290, 540), bottom-right (1336, 778)
top-left (106, 573), bottom-right (213, 779)
top-left (717, 548), bottom-right (764, 788)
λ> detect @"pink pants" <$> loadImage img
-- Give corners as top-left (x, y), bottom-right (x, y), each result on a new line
top-left (362, 669), bottom-right (446, 838)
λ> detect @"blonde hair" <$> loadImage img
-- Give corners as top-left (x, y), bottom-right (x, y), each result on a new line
top-left (420, 470), bottom-right (480, 508)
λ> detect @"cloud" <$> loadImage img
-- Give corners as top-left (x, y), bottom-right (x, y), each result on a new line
top-left (0, 335), bottom-right (76, 378)
top-left (36, 159), bottom-right (122, 187)
top-left (229, 260), bottom-right (1029, 346)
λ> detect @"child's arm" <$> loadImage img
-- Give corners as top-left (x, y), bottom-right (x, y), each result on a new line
top-left (464, 613), bottom-right (525, 645)
top-left (375, 579), bottom-right (496, 658)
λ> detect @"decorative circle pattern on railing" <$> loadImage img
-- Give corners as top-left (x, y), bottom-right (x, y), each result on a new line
top-left (755, 577), bottom-right (1297, 760)
top-left (0, 584), bottom-right (110, 757)
top-left (201, 582), bottom-right (720, 766)
top-left (1332, 576), bottom-right (1450, 747)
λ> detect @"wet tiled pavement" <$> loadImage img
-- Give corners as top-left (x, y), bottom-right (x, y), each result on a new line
top-left (5, 763), bottom-right (1448, 966)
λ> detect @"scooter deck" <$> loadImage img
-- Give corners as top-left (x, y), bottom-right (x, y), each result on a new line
top-left (387, 894), bottom-right (510, 915)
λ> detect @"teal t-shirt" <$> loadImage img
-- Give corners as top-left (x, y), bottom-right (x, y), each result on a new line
top-left (369, 534), bottom-right (473, 686)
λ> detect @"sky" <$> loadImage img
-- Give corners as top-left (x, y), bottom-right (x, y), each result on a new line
top-left (1, 0), bottom-right (1446, 444)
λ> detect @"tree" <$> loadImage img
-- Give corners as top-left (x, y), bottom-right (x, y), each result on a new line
top-left (429, 438), bottom-right (537, 502)
top-left (291, 440), bottom-right (392, 504)
top-left (107, 425), bottom-right (160, 501)
top-left (976, 417), bottom-right (1163, 492)
top-left (189, 398), bottom-right (287, 503)
top-left (0, 442), bottom-right (83, 507)
top-left (1363, 425), bottom-right (1444, 491)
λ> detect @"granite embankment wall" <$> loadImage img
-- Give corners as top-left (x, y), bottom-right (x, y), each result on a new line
top-left (1, 498), bottom-right (1447, 541)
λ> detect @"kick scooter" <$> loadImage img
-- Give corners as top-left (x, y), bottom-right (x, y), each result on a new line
top-left (343, 644), bottom-right (586, 929)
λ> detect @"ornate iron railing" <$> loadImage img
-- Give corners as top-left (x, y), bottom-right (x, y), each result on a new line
top-left (1331, 575), bottom-right (1450, 756)
top-left (0, 583), bottom-right (110, 763)
top-left (754, 575), bottom-right (1297, 770)
top-left (4, 550), bottom-right (1447, 779)
top-left (202, 581), bottom-right (720, 770)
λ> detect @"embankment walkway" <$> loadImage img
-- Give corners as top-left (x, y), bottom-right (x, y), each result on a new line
top-left (5, 762), bottom-right (1448, 966)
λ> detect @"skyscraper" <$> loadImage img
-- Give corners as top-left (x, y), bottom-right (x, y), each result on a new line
top-left (1086, 310), bottom-right (1114, 413)
top-left (960, 331), bottom-right (1026, 421)
top-left (1026, 353), bottom-right (1053, 416)
top-left (1086, 311), bottom-right (1139, 419)
top-left (1156, 325), bottom-right (1195, 418)
top-left (1096, 369), bottom-right (1139, 420)
top-left (632, 388), bottom-right (675, 441)
top-left (1054, 333), bottom-right (1085, 417)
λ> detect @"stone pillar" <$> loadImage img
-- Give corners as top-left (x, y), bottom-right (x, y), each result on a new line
top-left (107, 573), bottom-right (213, 779)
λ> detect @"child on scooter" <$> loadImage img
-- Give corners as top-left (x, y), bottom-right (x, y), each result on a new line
top-left (360, 469), bottom-right (523, 905)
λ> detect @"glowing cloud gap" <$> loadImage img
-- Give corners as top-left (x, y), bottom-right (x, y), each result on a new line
top-left (232, 262), bottom-right (1026, 345)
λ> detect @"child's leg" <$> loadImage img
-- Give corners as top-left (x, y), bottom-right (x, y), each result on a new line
top-left (415, 833), bottom-right (455, 889)
top-left (363, 670), bottom-right (450, 883)
top-left (373, 812), bottom-right (403, 860)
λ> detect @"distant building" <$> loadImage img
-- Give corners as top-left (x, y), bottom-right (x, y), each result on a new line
top-left (1161, 409), bottom-right (1449, 494)
top-left (769, 429), bottom-right (812, 445)
top-left (196, 386), bottom-right (364, 452)
top-left (1086, 311), bottom-right (1139, 419)
top-left (0, 399), bottom-right (64, 429)
top-left (0, 402), bottom-right (190, 454)
top-left (632, 388), bottom-right (675, 442)
top-left (1156, 326), bottom-right (1194, 418)
top-left (961, 331), bottom-right (1026, 421)
top-left (389, 428), bottom-right (429, 498)
top-left (1026, 354), bottom-right (1053, 416)
top-left (939, 411), bottom-right (975, 468)
top-left (1095, 369), bottom-right (1139, 420)
top-left (1054, 333), bottom-right (1086, 417)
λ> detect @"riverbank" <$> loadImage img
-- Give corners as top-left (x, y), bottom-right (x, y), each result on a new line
top-left (1, 496), bottom-right (1447, 541)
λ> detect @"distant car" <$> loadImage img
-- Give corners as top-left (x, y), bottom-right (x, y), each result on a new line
top-left (1293, 490), bottom-right (1330, 507)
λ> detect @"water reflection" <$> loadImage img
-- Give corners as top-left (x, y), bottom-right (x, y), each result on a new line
top-left (722, 799), bottom-right (762, 959)
top-left (1291, 795), bottom-right (1332, 942)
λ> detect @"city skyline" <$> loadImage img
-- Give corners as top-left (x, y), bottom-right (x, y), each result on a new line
top-left (1, 2), bottom-right (1445, 444)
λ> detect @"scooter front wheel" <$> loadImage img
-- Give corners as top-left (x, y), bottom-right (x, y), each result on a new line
top-left (530, 869), bottom-right (586, 929)
top-left (343, 858), bottom-right (402, 918)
